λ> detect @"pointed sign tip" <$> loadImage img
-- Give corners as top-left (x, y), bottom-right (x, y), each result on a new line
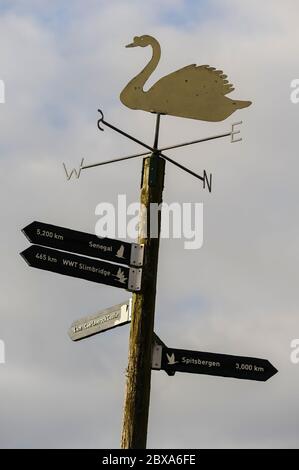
top-left (21, 221), bottom-right (37, 242)
top-left (21, 227), bottom-right (31, 242)
top-left (263, 361), bottom-right (278, 381)
top-left (271, 364), bottom-right (278, 378)
top-left (19, 248), bottom-right (30, 264)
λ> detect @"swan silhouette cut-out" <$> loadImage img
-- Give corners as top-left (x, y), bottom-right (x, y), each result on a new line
top-left (120, 35), bottom-right (251, 122)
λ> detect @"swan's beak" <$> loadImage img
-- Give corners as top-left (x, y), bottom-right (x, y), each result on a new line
top-left (125, 42), bottom-right (136, 48)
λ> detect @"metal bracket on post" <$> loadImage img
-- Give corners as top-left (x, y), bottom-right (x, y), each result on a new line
top-left (130, 243), bottom-right (144, 267)
top-left (128, 267), bottom-right (142, 292)
top-left (127, 298), bottom-right (132, 322)
top-left (152, 333), bottom-right (176, 376)
top-left (119, 299), bottom-right (132, 324)
top-left (140, 157), bottom-right (146, 189)
top-left (149, 113), bottom-right (161, 187)
top-left (151, 344), bottom-right (162, 370)
top-left (149, 155), bottom-right (159, 187)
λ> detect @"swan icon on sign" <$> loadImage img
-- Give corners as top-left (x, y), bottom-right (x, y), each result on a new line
top-left (166, 352), bottom-right (179, 365)
top-left (120, 35), bottom-right (251, 122)
top-left (115, 268), bottom-right (127, 284)
top-left (116, 245), bottom-right (125, 259)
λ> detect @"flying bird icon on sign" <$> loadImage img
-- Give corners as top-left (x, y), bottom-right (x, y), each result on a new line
top-left (166, 352), bottom-right (178, 365)
top-left (115, 268), bottom-right (128, 284)
top-left (116, 245), bottom-right (125, 259)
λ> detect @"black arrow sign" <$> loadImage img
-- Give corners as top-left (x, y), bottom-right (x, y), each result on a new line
top-left (22, 221), bottom-right (144, 267)
top-left (156, 347), bottom-right (277, 382)
top-left (20, 245), bottom-right (141, 292)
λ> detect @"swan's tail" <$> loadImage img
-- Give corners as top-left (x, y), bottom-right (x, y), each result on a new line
top-left (234, 100), bottom-right (252, 110)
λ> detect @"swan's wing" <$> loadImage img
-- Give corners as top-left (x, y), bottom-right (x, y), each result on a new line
top-left (153, 64), bottom-right (235, 96)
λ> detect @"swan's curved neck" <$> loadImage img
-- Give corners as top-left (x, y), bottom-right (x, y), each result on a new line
top-left (132, 38), bottom-right (161, 89)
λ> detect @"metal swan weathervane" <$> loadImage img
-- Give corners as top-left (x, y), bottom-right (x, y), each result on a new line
top-left (120, 35), bottom-right (251, 122)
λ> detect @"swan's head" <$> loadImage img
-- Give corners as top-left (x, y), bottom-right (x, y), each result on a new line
top-left (126, 35), bottom-right (154, 48)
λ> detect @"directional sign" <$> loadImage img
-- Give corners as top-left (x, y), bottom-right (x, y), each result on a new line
top-left (152, 346), bottom-right (278, 382)
top-left (22, 221), bottom-right (144, 267)
top-left (21, 245), bottom-right (142, 292)
top-left (69, 300), bottom-right (132, 341)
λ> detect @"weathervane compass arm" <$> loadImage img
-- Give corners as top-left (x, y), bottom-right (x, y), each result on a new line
top-left (158, 152), bottom-right (212, 192)
top-left (97, 109), bottom-right (154, 154)
top-left (95, 110), bottom-right (245, 191)
top-left (97, 109), bottom-right (212, 191)
top-left (63, 119), bottom-right (241, 181)
top-left (98, 109), bottom-right (243, 152)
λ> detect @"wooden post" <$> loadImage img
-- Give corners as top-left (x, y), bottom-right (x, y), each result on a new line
top-left (121, 115), bottom-right (165, 449)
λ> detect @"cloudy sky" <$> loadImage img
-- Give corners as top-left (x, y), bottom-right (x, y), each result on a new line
top-left (1, 0), bottom-right (299, 448)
